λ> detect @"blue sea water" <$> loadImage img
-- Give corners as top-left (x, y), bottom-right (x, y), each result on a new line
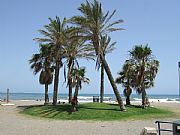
top-left (0, 93), bottom-right (180, 102)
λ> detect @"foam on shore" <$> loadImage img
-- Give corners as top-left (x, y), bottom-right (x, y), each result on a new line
top-left (3, 96), bottom-right (180, 104)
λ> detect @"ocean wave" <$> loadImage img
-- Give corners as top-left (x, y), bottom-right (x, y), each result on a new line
top-left (0, 93), bottom-right (180, 103)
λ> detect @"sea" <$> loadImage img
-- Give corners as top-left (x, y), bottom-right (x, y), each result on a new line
top-left (0, 93), bottom-right (180, 103)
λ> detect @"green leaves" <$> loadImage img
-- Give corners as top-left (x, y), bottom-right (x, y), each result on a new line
top-left (130, 45), bottom-right (152, 61)
top-left (71, 67), bottom-right (90, 90)
top-left (116, 45), bottom-right (159, 95)
top-left (72, 0), bottom-right (124, 44)
top-left (116, 60), bottom-right (135, 91)
top-left (129, 45), bottom-right (159, 92)
top-left (29, 43), bottom-right (54, 86)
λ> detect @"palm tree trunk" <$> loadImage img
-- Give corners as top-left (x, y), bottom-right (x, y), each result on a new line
top-left (100, 54), bottom-right (125, 111)
top-left (53, 61), bottom-right (60, 106)
top-left (140, 66), bottom-right (146, 108)
top-left (68, 78), bottom-right (73, 103)
top-left (92, 36), bottom-right (125, 111)
top-left (126, 96), bottom-right (130, 105)
top-left (68, 59), bottom-right (73, 104)
top-left (74, 84), bottom-right (79, 99)
top-left (142, 89), bottom-right (146, 108)
top-left (126, 82), bottom-right (131, 105)
top-left (72, 83), bottom-right (79, 112)
top-left (44, 84), bottom-right (49, 104)
top-left (100, 63), bottom-right (104, 103)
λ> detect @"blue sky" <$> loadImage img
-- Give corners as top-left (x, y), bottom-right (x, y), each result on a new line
top-left (0, 0), bottom-right (180, 95)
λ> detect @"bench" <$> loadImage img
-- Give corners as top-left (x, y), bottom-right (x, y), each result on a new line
top-left (155, 120), bottom-right (180, 135)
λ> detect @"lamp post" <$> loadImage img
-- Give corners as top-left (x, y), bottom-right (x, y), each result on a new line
top-left (178, 62), bottom-right (180, 96)
top-left (7, 88), bottom-right (9, 103)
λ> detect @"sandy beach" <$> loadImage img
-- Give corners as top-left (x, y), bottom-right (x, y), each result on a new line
top-left (0, 100), bottom-right (179, 135)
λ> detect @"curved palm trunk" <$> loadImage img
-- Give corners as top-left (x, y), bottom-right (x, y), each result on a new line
top-left (68, 59), bottom-right (73, 104)
top-left (100, 54), bottom-right (125, 111)
top-left (53, 61), bottom-right (61, 106)
top-left (93, 36), bottom-right (125, 111)
top-left (100, 63), bottom-right (104, 103)
top-left (44, 84), bottom-right (49, 104)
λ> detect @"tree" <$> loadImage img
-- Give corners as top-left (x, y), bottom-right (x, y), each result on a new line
top-left (64, 31), bottom-right (94, 103)
top-left (71, 67), bottom-right (90, 111)
top-left (34, 17), bottom-right (69, 105)
top-left (129, 45), bottom-right (159, 108)
top-left (116, 60), bottom-right (134, 105)
top-left (29, 44), bottom-right (53, 104)
top-left (71, 0), bottom-right (125, 111)
top-left (99, 35), bottom-right (116, 103)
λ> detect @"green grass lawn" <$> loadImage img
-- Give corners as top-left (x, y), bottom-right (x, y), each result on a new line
top-left (20, 103), bottom-right (173, 121)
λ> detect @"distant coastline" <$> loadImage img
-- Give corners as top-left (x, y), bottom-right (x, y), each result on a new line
top-left (0, 93), bottom-right (179, 103)
top-left (0, 92), bottom-right (180, 96)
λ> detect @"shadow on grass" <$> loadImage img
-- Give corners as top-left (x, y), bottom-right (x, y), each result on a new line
top-left (17, 104), bottom-right (73, 117)
top-left (17, 103), bottom-right (143, 114)
top-left (78, 104), bottom-right (119, 112)
top-left (18, 103), bottom-right (122, 118)
top-left (78, 107), bottom-right (120, 111)
top-left (109, 103), bottom-right (142, 108)
top-left (17, 105), bottom-right (43, 110)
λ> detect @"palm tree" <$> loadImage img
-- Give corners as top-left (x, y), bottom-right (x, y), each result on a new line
top-left (64, 31), bottom-right (94, 103)
top-left (129, 45), bottom-right (159, 108)
top-left (34, 17), bottom-right (69, 105)
top-left (71, 67), bottom-right (90, 111)
top-left (99, 35), bottom-right (116, 103)
top-left (116, 60), bottom-right (134, 105)
top-left (29, 44), bottom-right (53, 104)
top-left (71, 0), bottom-right (125, 111)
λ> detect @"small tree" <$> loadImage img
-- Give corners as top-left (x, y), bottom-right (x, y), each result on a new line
top-left (71, 67), bottom-right (90, 111)
top-left (29, 44), bottom-right (53, 104)
top-left (129, 45), bottom-right (159, 108)
top-left (116, 60), bottom-right (134, 105)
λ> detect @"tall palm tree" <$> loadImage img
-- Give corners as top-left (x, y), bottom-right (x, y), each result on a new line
top-left (129, 45), bottom-right (159, 108)
top-left (99, 35), bottom-right (116, 103)
top-left (34, 17), bottom-right (69, 105)
top-left (71, 67), bottom-right (90, 111)
top-left (29, 44), bottom-right (53, 104)
top-left (116, 60), bottom-right (134, 105)
top-left (71, 0), bottom-right (125, 111)
top-left (64, 31), bottom-right (94, 103)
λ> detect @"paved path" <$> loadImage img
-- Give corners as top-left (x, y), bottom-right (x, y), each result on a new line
top-left (0, 101), bottom-right (178, 135)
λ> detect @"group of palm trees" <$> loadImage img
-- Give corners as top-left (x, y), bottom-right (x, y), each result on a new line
top-left (29, 0), bottom-right (159, 111)
top-left (116, 45), bottom-right (159, 108)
